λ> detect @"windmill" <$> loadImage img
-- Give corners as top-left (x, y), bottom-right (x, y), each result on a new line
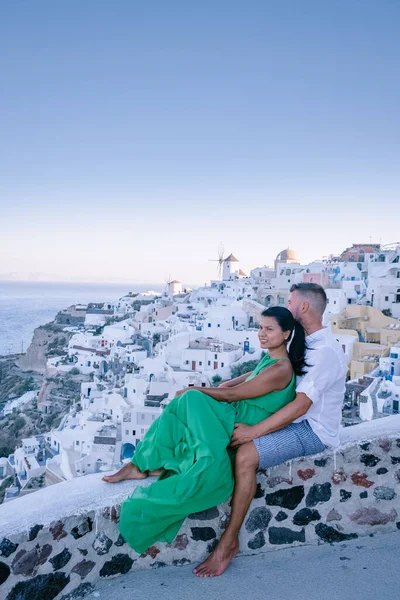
top-left (209, 242), bottom-right (225, 279)
top-left (164, 274), bottom-right (172, 295)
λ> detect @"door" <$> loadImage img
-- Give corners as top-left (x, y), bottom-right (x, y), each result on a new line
top-left (192, 361), bottom-right (196, 370)
top-left (214, 361), bottom-right (218, 369)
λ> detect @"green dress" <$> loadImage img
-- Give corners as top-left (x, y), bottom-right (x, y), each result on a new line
top-left (119, 354), bottom-right (295, 553)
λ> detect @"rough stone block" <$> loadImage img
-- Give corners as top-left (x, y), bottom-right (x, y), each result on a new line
top-left (351, 472), bottom-right (374, 488)
top-left (248, 531), bottom-right (266, 550)
top-left (188, 507), bottom-right (219, 520)
top-left (268, 527), bottom-right (306, 545)
top-left (92, 533), bottom-right (112, 555)
top-left (50, 548), bottom-right (72, 571)
top-left (350, 507), bottom-right (397, 526)
top-left (11, 543), bottom-right (52, 576)
top-left (292, 508), bottom-right (321, 526)
top-left (70, 518), bottom-right (93, 540)
top-left (275, 511), bottom-right (288, 522)
top-left (265, 486), bottom-right (305, 510)
top-left (190, 527), bottom-right (216, 542)
top-left (71, 559), bottom-right (96, 579)
top-left (6, 572), bottom-right (70, 600)
top-left (326, 509), bottom-right (342, 522)
top-left (245, 507), bottom-right (272, 533)
top-left (373, 486), bottom-right (397, 501)
top-left (28, 524), bottom-right (44, 541)
top-left (0, 560), bottom-right (11, 585)
top-left (0, 538), bottom-right (18, 558)
top-left (340, 489), bottom-right (352, 503)
top-left (49, 520), bottom-right (68, 541)
top-left (297, 469), bottom-right (316, 481)
top-left (305, 483), bottom-right (331, 507)
top-left (360, 454), bottom-right (380, 467)
top-left (315, 523), bottom-right (357, 543)
top-left (99, 554), bottom-right (134, 577)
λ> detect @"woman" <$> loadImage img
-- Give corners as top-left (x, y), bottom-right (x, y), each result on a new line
top-left (103, 306), bottom-right (307, 554)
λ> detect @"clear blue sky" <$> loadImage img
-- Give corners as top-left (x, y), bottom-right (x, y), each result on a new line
top-left (1, 0), bottom-right (399, 284)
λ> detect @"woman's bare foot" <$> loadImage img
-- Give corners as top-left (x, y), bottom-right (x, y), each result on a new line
top-left (193, 534), bottom-right (239, 577)
top-left (102, 462), bottom-right (147, 483)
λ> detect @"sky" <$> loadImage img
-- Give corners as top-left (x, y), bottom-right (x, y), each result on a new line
top-left (1, 0), bottom-right (399, 286)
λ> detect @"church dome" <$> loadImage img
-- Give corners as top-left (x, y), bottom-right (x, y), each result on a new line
top-left (276, 248), bottom-right (299, 262)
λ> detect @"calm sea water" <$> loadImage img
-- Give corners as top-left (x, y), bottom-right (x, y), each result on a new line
top-left (0, 281), bottom-right (163, 356)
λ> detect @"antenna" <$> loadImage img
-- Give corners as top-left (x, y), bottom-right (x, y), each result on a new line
top-left (209, 242), bottom-right (225, 279)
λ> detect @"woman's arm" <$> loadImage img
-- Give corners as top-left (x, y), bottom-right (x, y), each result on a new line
top-left (219, 372), bottom-right (253, 388)
top-left (191, 361), bottom-right (292, 403)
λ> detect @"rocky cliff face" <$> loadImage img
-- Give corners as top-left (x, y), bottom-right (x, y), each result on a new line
top-left (17, 323), bottom-right (72, 374)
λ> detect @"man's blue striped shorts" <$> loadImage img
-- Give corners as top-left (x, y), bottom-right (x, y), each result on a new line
top-left (253, 420), bottom-right (327, 470)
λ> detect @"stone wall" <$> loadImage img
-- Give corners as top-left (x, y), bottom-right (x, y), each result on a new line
top-left (1, 415), bottom-right (400, 600)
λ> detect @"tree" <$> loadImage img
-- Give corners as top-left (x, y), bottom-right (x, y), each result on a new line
top-left (211, 375), bottom-right (222, 387)
top-left (382, 309), bottom-right (392, 317)
top-left (230, 354), bottom-right (265, 379)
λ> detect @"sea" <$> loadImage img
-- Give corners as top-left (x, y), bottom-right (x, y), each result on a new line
top-left (0, 281), bottom-right (163, 357)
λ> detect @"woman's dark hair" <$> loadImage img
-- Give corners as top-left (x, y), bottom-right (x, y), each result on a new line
top-left (261, 306), bottom-right (308, 376)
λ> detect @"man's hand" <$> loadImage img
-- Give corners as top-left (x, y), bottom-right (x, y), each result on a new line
top-left (230, 423), bottom-right (256, 448)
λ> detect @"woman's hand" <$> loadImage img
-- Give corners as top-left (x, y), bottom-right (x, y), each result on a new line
top-left (230, 423), bottom-right (257, 448)
top-left (218, 381), bottom-right (231, 388)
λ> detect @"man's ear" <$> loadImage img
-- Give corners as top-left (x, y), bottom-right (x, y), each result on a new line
top-left (301, 301), bottom-right (310, 314)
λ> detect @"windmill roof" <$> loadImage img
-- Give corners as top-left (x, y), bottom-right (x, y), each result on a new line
top-left (239, 269), bottom-right (247, 276)
top-left (170, 280), bottom-right (181, 284)
top-left (224, 254), bottom-right (239, 262)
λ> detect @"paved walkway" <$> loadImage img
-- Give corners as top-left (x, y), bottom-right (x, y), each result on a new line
top-left (87, 531), bottom-right (399, 600)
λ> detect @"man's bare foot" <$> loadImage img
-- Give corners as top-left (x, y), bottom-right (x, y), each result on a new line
top-left (102, 462), bottom-right (147, 483)
top-left (193, 535), bottom-right (239, 577)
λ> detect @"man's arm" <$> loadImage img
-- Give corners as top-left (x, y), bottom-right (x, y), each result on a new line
top-left (230, 393), bottom-right (312, 448)
top-left (231, 346), bottom-right (346, 447)
top-left (188, 361), bottom-right (292, 403)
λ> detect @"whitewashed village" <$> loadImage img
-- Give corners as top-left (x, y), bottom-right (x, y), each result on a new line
top-left (1, 242), bottom-right (400, 504)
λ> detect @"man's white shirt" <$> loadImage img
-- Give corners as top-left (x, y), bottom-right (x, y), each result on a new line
top-left (294, 327), bottom-right (348, 448)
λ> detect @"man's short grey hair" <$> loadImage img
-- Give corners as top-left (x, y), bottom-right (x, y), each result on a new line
top-left (290, 283), bottom-right (327, 316)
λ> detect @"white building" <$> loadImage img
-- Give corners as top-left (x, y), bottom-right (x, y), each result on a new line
top-left (181, 338), bottom-right (243, 372)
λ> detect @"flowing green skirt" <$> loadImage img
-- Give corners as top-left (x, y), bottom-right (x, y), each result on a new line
top-left (119, 390), bottom-right (237, 554)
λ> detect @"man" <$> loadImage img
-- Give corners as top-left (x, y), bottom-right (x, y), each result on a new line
top-left (194, 283), bottom-right (348, 578)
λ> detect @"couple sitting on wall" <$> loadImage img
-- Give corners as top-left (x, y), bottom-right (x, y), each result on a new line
top-left (103, 283), bottom-right (347, 577)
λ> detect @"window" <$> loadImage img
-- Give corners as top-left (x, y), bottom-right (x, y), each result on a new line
top-left (217, 324), bottom-right (220, 328)
top-left (152, 415), bottom-right (156, 421)
top-left (76, 441), bottom-right (79, 446)
top-left (208, 323), bottom-right (211, 328)
top-left (221, 362), bottom-right (224, 367)
top-left (215, 354), bottom-right (218, 359)
top-left (141, 414), bottom-right (145, 420)
top-left (132, 430), bottom-right (136, 435)
top-left (141, 429), bottom-right (145, 434)
top-left (199, 361), bottom-right (202, 366)
top-left (208, 361), bottom-right (211, 366)
top-left (385, 296), bottom-right (389, 301)
top-left (201, 382), bottom-right (206, 387)
top-left (125, 430), bottom-right (129, 435)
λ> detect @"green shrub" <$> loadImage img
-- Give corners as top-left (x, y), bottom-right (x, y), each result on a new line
top-left (211, 375), bottom-right (222, 387)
